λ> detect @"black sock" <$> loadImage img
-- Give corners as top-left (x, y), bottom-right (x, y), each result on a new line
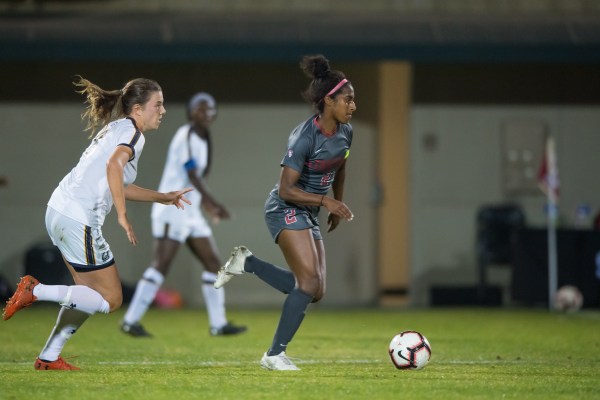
top-left (267, 288), bottom-right (313, 356)
top-left (245, 255), bottom-right (295, 294)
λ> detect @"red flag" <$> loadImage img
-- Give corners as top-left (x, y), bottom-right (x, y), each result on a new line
top-left (538, 136), bottom-right (559, 203)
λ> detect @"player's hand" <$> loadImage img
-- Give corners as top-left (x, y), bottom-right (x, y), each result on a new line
top-left (117, 214), bottom-right (137, 245)
top-left (327, 213), bottom-right (341, 232)
top-left (215, 204), bottom-right (231, 220)
top-left (322, 197), bottom-right (354, 222)
top-left (202, 198), bottom-right (231, 224)
top-left (164, 188), bottom-right (193, 209)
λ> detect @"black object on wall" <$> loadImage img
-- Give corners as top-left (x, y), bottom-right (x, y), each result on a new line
top-left (476, 204), bottom-right (526, 304)
top-left (430, 285), bottom-right (502, 306)
top-left (24, 243), bottom-right (73, 286)
top-left (511, 228), bottom-right (600, 307)
top-left (0, 274), bottom-right (14, 302)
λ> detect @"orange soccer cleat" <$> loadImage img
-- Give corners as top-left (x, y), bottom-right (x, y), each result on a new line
top-left (34, 357), bottom-right (80, 371)
top-left (2, 275), bottom-right (39, 321)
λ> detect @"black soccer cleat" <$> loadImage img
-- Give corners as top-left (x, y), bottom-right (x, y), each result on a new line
top-left (209, 322), bottom-right (248, 336)
top-left (121, 321), bottom-right (153, 338)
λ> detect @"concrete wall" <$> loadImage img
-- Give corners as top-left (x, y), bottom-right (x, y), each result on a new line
top-left (410, 106), bottom-right (600, 305)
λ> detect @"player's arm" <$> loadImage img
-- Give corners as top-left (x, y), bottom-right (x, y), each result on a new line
top-left (186, 166), bottom-right (230, 220)
top-left (107, 145), bottom-right (137, 245)
top-left (327, 159), bottom-right (349, 232)
top-left (277, 166), bottom-right (353, 224)
top-left (331, 159), bottom-right (347, 203)
top-left (277, 166), bottom-right (323, 206)
top-left (108, 146), bottom-right (193, 246)
top-left (124, 184), bottom-right (193, 209)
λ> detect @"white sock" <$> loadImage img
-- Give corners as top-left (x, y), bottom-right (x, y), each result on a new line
top-left (32, 283), bottom-right (69, 303)
top-left (201, 271), bottom-right (227, 329)
top-left (123, 267), bottom-right (164, 325)
top-left (33, 284), bottom-right (109, 315)
top-left (39, 307), bottom-right (90, 362)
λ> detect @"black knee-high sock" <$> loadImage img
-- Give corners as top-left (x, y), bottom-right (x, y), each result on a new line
top-left (267, 288), bottom-right (314, 356)
top-left (245, 255), bottom-right (295, 294)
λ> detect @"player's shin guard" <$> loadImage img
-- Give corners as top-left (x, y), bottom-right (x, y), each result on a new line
top-left (268, 288), bottom-right (313, 356)
top-left (59, 285), bottom-right (110, 315)
top-left (123, 267), bottom-right (164, 324)
top-left (201, 271), bottom-right (227, 329)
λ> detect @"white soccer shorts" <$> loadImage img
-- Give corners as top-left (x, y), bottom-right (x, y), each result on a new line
top-left (45, 207), bottom-right (115, 271)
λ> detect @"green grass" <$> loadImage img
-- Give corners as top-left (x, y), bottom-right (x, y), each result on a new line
top-left (1, 305), bottom-right (599, 399)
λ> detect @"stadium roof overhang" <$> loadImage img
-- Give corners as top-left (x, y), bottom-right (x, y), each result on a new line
top-left (1, 12), bottom-right (600, 63)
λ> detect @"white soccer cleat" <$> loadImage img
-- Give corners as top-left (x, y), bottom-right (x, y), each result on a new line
top-left (260, 351), bottom-right (300, 371)
top-left (214, 246), bottom-right (252, 289)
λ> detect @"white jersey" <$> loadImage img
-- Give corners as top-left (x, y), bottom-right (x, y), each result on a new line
top-left (151, 124), bottom-right (206, 224)
top-left (48, 117), bottom-right (145, 227)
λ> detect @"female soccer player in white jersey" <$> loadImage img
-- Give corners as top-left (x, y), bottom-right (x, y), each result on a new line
top-left (121, 92), bottom-right (246, 338)
top-left (215, 54), bottom-right (356, 370)
top-left (2, 76), bottom-right (192, 370)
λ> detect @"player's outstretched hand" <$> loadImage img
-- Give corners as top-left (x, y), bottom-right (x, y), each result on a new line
top-left (163, 188), bottom-right (193, 209)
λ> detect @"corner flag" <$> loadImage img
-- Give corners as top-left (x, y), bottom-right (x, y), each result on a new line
top-left (538, 136), bottom-right (559, 204)
top-left (538, 135), bottom-right (559, 311)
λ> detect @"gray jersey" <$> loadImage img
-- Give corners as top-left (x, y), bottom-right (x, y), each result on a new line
top-left (264, 115), bottom-right (353, 241)
top-left (269, 115), bottom-right (352, 201)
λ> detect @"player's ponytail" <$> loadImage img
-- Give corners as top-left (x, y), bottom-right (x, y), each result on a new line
top-left (300, 54), bottom-right (347, 112)
top-left (74, 76), bottom-right (161, 138)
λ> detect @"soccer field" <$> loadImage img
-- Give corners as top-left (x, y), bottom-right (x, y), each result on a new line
top-left (1, 305), bottom-right (599, 399)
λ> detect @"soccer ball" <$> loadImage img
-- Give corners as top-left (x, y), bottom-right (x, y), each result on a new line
top-left (554, 285), bottom-right (583, 312)
top-left (388, 330), bottom-right (431, 370)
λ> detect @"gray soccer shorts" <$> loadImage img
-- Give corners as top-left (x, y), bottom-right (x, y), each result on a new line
top-left (264, 195), bottom-right (322, 243)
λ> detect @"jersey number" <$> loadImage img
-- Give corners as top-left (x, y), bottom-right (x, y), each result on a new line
top-left (321, 171), bottom-right (335, 186)
top-left (285, 209), bottom-right (297, 225)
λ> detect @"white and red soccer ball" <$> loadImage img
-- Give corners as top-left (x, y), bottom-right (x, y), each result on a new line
top-left (554, 285), bottom-right (583, 312)
top-left (388, 330), bottom-right (431, 370)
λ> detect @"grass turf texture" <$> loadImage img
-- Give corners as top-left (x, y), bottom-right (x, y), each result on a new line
top-left (1, 305), bottom-right (599, 399)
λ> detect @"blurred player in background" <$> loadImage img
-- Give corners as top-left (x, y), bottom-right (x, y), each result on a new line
top-left (2, 76), bottom-right (192, 370)
top-left (121, 92), bottom-right (247, 337)
top-left (215, 54), bottom-right (355, 370)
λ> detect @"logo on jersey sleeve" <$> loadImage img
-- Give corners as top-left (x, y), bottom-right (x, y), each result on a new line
top-left (345, 149), bottom-right (350, 159)
top-left (287, 149), bottom-right (293, 158)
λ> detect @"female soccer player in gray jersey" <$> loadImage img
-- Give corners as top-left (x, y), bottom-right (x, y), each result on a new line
top-left (215, 54), bottom-right (356, 370)
top-left (2, 77), bottom-right (192, 370)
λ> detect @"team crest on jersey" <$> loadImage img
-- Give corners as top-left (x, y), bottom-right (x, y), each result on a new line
top-left (287, 149), bottom-right (293, 158)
